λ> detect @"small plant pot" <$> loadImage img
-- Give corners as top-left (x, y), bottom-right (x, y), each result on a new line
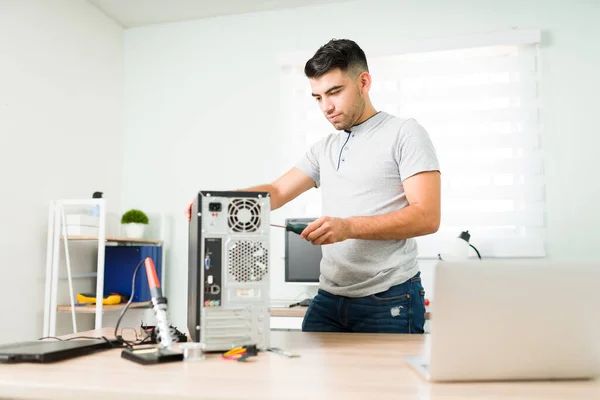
top-left (123, 223), bottom-right (145, 239)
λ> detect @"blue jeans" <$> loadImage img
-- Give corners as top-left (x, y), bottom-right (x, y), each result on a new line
top-left (302, 272), bottom-right (426, 334)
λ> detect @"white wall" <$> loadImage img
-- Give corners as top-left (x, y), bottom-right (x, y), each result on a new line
top-left (0, 0), bottom-right (124, 343)
top-left (122, 0), bottom-right (600, 328)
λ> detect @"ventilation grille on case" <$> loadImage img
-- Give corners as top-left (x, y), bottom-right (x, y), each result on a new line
top-left (228, 241), bottom-right (269, 282)
top-left (227, 198), bottom-right (261, 233)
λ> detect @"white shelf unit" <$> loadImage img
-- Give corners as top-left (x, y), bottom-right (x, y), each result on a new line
top-left (43, 199), bottom-right (166, 338)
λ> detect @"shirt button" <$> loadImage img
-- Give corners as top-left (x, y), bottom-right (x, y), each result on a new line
top-left (351, 134), bottom-right (355, 137)
top-left (345, 146), bottom-right (349, 150)
top-left (342, 158), bottom-right (346, 162)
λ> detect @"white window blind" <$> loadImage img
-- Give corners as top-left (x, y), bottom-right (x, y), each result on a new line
top-left (279, 31), bottom-right (545, 258)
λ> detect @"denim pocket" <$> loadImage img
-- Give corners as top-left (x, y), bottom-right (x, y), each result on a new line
top-left (369, 293), bottom-right (410, 302)
top-left (369, 283), bottom-right (411, 302)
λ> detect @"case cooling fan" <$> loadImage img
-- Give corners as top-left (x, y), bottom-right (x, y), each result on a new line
top-left (228, 198), bottom-right (261, 233)
top-left (228, 241), bottom-right (269, 282)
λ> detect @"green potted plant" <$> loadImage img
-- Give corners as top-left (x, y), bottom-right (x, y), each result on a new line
top-left (121, 209), bottom-right (149, 238)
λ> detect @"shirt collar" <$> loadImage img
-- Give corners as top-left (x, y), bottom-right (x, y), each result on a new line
top-left (344, 111), bottom-right (386, 135)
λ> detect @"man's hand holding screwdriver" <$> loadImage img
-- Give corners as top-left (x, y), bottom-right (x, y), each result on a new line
top-left (185, 202), bottom-right (350, 245)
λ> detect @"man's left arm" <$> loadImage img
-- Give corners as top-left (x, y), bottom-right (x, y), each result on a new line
top-left (301, 170), bottom-right (441, 244)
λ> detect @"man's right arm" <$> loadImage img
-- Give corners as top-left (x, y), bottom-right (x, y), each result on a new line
top-left (237, 167), bottom-right (316, 211)
top-left (185, 167), bottom-right (316, 220)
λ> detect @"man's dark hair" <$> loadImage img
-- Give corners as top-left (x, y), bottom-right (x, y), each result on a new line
top-left (304, 39), bottom-right (369, 79)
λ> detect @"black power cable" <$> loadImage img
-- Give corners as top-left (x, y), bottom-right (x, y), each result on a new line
top-left (114, 259), bottom-right (146, 347)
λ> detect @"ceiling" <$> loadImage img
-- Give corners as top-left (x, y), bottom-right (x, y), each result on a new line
top-left (87, 0), bottom-right (354, 28)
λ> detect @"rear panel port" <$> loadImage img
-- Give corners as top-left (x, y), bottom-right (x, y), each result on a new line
top-left (208, 202), bottom-right (222, 212)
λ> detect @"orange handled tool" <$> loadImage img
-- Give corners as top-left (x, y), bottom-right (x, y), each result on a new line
top-left (145, 257), bottom-right (161, 293)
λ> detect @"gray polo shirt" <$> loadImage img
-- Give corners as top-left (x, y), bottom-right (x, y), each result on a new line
top-left (295, 111), bottom-right (440, 297)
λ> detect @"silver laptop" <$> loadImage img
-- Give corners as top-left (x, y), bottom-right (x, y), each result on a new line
top-left (405, 260), bottom-right (600, 382)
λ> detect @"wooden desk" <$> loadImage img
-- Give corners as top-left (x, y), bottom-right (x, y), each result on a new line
top-left (0, 329), bottom-right (598, 400)
top-left (270, 305), bottom-right (310, 317)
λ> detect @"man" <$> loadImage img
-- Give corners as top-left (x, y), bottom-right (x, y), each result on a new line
top-left (186, 39), bottom-right (440, 334)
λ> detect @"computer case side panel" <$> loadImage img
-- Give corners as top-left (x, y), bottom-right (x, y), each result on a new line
top-left (187, 194), bottom-right (203, 342)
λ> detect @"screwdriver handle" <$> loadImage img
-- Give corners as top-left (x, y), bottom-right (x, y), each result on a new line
top-left (287, 223), bottom-right (308, 235)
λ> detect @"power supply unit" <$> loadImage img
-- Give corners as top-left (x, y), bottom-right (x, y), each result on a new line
top-left (188, 191), bottom-right (271, 352)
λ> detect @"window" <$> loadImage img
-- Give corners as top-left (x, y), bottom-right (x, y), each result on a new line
top-left (278, 30), bottom-right (544, 258)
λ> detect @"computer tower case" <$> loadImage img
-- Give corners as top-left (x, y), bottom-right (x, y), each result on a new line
top-left (188, 191), bottom-right (271, 351)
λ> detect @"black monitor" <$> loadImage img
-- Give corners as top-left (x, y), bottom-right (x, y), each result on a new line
top-left (284, 218), bottom-right (321, 284)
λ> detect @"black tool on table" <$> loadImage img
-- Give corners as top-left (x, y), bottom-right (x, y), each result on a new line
top-left (289, 298), bottom-right (312, 308)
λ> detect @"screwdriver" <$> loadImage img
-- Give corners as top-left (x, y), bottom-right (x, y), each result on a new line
top-left (267, 347), bottom-right (300, 358)
top-left (271, 223), bottom-right (308, 235)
